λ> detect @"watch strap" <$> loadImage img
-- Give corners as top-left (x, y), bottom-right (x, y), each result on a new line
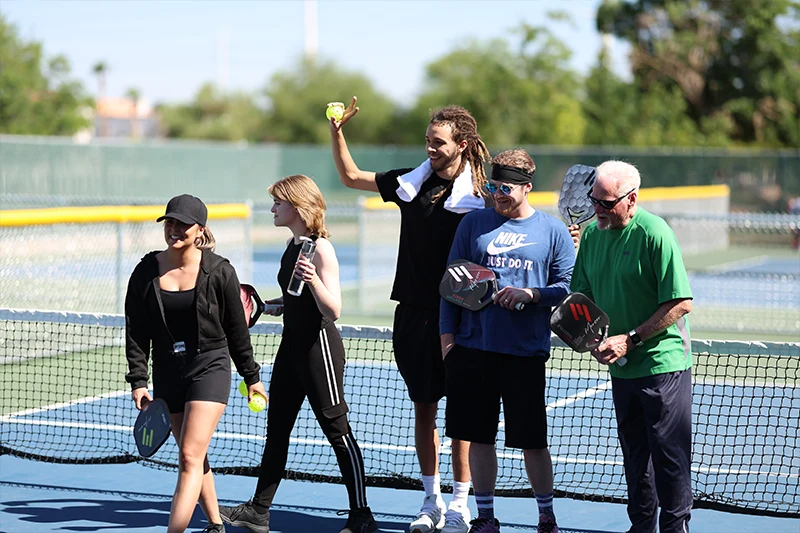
top-left (628, 329), bottom-right (643, 347)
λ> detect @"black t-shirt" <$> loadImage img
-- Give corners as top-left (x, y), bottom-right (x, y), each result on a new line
top-left (375, 168), bottom-right (472, 310)
top-left (159, 288), bottom-right (199, 356)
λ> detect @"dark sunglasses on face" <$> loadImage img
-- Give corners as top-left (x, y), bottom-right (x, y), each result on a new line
top-left (485, 182), bottom-right (520, 196)
top-left (587, 188), bottom-right (636, 210)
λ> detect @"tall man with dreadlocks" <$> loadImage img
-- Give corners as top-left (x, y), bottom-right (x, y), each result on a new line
top-left (330, 98), bottom-right (490, 533)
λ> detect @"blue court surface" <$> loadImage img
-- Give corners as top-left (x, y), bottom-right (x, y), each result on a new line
top-left (2, 455), bottom-right (799, 533)
top-left (2, 356), bottom-right (799, 533)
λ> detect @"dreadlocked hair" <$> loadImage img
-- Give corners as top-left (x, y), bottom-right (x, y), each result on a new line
top-left (429, 105), bottom-right (491, 203)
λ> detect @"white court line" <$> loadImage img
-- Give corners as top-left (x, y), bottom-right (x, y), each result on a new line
top-left (0, 419), bottom-right (130, 432)
top-left (702, 255), bottom-right (769, 273)
top-left (497, 380), bottom-right (613, 431)
top-left (0, 389), bottom-right (130, 421)
top-left (0, 418), bottom-right (417, 453)
top-left (3, 418), bottom-right (795, 480)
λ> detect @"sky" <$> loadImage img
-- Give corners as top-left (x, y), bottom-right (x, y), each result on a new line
top-left (3, 0), bottom-right (631, 108)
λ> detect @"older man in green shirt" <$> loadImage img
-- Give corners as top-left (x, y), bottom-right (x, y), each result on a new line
top-left (571, 160), bottom-right (693, 533)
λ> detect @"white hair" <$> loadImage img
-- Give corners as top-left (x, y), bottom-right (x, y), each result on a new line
top-left (596, 160), bottom-right (641, 195)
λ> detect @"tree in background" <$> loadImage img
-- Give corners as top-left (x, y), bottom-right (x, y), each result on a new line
top-left (125, 87), bottom-right (141, 138)
top-left (582, 47), bottom-right (732, 146)
top-left (399, 15), bottom-right (586, 147)
top-left (598, 0), bottom-right (800, 147)
top-left (157, 83), bottom-right (265, 142)
top-left (92, 61), bottom-right (109, 137)
top-left (0, 15), bottom-right (91, 135)
top-left (582, 44), bottom-right (637, 145)
top-left (263, 57), bottom-right (396, 144)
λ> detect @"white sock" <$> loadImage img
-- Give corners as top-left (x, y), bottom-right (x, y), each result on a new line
top-left (450, 481), bottom-right (471, 508)
top-left (422, 474), bottom-right (441, 498)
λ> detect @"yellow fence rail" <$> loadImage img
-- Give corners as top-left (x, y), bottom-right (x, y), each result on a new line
top-left (362, 184), bottom-right (730, 210)
top-left (0, 203), bottom-right (251, 227)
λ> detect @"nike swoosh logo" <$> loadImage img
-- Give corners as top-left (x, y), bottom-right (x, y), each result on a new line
top-left (486, 242), bottom-right (536, 255)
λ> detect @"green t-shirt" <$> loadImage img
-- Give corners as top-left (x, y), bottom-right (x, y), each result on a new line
top-left (571, 208), bottom-right (693, 379)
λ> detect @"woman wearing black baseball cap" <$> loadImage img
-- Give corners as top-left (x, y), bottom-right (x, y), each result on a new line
top-left (125, 194), bottom-right (266, 533)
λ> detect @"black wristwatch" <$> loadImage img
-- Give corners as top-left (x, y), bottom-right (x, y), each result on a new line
top-left (628, 329), bottom-right (644, 347)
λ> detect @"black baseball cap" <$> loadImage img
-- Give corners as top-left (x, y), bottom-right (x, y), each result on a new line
top-left (156, 194), bottom-right (208, 226)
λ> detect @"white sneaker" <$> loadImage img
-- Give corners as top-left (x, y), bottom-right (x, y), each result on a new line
top-left (441, 505), bottom-right (470, 533)
top-left (409, 494), bottom-right (446, 533)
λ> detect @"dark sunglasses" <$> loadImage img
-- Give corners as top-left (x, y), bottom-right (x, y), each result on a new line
top-left (485, 182), bottom-right (520, 196)
top-left (587, 188), bottom-right (636, 210)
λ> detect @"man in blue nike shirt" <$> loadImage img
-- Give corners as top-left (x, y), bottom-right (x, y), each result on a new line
top-left (440, 149), bottom-right (575, 533)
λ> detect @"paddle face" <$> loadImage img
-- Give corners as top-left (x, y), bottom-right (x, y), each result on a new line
top-left (240, 283), bottom-right (265, 328)
top-left (558, 164), bottom-right (598, 225)
top-left (134, 398), bottom-right (171, 458)
top-left (550, 292), bottom-right (610, 352)
top-left (439, 259), bottom-right (498, 311)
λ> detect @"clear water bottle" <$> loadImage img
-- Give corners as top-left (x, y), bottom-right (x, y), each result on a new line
top-left (287, 236), bottom-right (317, 296)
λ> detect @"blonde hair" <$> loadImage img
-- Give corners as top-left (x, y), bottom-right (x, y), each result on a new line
top-left (195, 226), bottom-right (216, 251)
top-left (268, 174), bottom-right (330, 238)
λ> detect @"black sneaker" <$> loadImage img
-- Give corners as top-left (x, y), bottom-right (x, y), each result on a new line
top-left (468, 516), bottom-right (501, 533)
top-left (218, 500), bottom-right (270, 533)
top-left (338, 506), bottom-right (378, 533)
top-left (200, 524), bottom-right (225, 533)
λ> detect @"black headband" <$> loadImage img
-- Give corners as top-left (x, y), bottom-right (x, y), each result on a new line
top-left (491, 164), bottom-right (534, 184)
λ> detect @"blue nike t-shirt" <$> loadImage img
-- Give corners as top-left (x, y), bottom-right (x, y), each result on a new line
top-left (440, 208), bottom-right (575, 357)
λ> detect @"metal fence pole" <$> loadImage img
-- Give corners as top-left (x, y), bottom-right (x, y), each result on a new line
top-left (116, 221), bottom-right (125, 314)
top-left (244, 199), bottom-right (254, 284)
top-left (357, 196), bottom-right (367, 313)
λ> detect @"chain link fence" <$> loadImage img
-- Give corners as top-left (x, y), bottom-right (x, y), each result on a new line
top-left (0, 205), bottom-right (252, 314)
top-left (1, 199), bottom-right (797, 336)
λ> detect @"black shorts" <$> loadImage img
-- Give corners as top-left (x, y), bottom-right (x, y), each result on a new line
top-left (444, 345), bottom-right (548, 450)
top-left (153, 347), bottom-right (232, 414)
top-left (393, 303), bottom-right (446, 403)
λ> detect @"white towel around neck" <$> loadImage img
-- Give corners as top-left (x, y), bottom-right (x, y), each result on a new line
top-left (395, 159), bottom-right (485, 213)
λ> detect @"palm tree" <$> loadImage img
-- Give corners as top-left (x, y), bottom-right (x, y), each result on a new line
top-left (92, 61), bottom-right (109, 137)
top-left (125, 87), bottom-right (141, 138)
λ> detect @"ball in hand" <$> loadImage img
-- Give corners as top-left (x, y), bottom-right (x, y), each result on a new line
top-left (326, 102), bottom-right (345, 121)
top-left (238, 380), bottom-right (248, 397)
top-left (248, 392), bottom-right (267, 413)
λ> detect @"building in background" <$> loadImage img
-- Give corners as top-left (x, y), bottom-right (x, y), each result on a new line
top-left (79, 97), bottom-right (161, 141)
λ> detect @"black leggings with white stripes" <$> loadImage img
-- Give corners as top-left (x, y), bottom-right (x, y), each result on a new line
top-left (252, 322), bottom-right (368, 511)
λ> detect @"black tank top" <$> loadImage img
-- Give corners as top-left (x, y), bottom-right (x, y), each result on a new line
top-left (159, 288), bottom-right (199, 355)
top-left (278, 238), bottom-right (329, 335)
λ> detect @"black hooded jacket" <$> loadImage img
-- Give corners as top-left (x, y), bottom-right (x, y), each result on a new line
top-left (124, 249), bottom-right (261, 390)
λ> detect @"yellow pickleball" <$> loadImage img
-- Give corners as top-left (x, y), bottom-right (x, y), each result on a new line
top-left (248, 392), bottom-right (267, 413)
top-left (326, 102), bottom-right (345, 121)
top-left (238, 380), bottom-right (248, 397)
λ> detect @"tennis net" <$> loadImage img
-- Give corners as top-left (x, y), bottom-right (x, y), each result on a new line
top-left (1, 308), bottom-right (798, 517)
